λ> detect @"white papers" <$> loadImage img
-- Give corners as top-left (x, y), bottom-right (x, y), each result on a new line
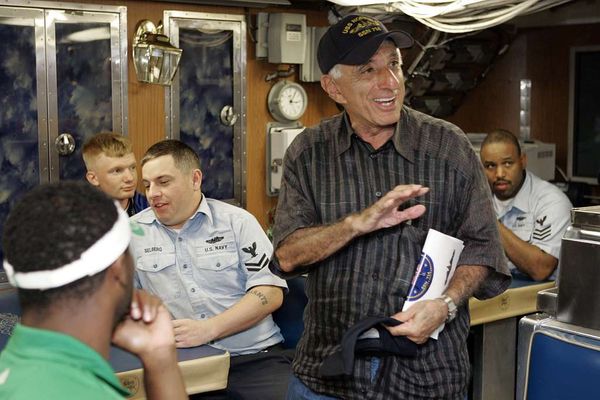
top-left (402, 229), bottom-right (464, 339)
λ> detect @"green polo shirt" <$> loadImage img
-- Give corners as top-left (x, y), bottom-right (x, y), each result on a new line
top-left (0, 324), bottom-right (129, 399)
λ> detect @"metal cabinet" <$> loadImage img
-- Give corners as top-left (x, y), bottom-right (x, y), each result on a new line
top-left (0, 1), bottom-right (127, 274)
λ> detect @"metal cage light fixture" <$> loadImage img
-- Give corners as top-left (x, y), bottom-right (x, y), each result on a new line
top-left (132, 20), bottom-right (182, 85)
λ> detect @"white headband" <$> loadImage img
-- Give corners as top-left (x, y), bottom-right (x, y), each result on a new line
top-left (3, 202), bottom-right (131, 290)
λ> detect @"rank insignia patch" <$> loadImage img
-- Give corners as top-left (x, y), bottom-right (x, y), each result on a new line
top-left (245, 253), bottom-right (270, 271)
top-left (533, 224), bottom-right (551, 240)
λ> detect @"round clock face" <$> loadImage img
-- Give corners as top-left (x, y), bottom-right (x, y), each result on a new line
top-left (268, 81), bottom-right (308, 123)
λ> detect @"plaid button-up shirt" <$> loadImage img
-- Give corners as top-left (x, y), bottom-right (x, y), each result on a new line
top-left (273, 107), bottom-right (510, 399)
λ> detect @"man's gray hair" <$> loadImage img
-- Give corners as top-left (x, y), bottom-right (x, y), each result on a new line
top-left (328, 64), bottom-right (342, 79)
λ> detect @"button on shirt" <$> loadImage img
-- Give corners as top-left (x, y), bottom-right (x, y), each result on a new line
top-left (0, 324), bottom-right (128, 399)
top-left (494, 170), bottom-right (573, 280)
top-left (130, 197), bottom-right (287, 356)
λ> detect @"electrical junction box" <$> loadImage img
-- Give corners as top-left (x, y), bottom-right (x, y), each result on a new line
top-left (300, 26), bottom-right (328, 82)
top-left (267, 122), bottom-right (304, 196)
top-left (268, 13), bottom-right (306, 64)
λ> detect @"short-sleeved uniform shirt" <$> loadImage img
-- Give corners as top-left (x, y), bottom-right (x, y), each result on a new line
top-left (494, 170), bottom-right (572, 280)
top-left (130, 196), bottom-right (287, 355)
top-left (0, 324), bottom-right (128, 399)
top-left (272, 108), bottom-right (511, 399)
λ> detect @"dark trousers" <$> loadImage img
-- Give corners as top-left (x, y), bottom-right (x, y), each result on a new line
top-left (191, 345), bottom-right (294, 400)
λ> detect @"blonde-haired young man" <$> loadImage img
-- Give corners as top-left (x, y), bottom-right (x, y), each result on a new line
top-left (82, 133), bottom-right (148, 216)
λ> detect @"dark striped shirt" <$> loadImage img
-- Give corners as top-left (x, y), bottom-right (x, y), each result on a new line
top-left (272, 107), bottom-right (510, 399)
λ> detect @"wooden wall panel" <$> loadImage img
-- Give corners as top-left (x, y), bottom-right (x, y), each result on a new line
top-left (126, 1), bottom-right (169, 170)
top-left (525, 23), bottom-right (600, 170)
top-left (448, 22), bottom-right (600, 175)
top-left (447, 34), bottom-right (526, 136)
top-left (245, 10), bottom-right (338, 227)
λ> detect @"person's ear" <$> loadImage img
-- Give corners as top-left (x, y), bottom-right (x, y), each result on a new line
top-left (86, 171), bottom-right (100, 187)
top-left (191, 169), bottom-right (203, 191)
top-left (321, 75), bottom-right (347, 105)
top-left (105, 253), bottom-right (130, 289)
top-left (520, 152), bottom-right (528, 169)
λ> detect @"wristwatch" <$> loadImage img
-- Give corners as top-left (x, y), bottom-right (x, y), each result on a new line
top-left (439, 294), bottom-right (458, 322)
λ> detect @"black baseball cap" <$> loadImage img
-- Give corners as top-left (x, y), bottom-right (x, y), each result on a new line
top-left (317, 15), bottom-right (414, 75)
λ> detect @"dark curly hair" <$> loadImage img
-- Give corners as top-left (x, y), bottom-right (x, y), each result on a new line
top-left (2, 181), bottom-right (119, 312)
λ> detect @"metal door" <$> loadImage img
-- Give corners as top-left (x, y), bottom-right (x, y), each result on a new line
top-left (46, 8), bottom-right (128, 180)
top-left (164, 12), bottom-right (246, 206)
top-left (0, 2), bottom-right (127, 280)
top-left (0, 7), bottom-right (47, 271)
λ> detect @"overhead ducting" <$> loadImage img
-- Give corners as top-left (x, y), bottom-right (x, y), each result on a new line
top-left (147, 0), bottom-right (291, 7)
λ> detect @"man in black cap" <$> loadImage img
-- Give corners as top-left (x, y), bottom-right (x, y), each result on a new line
top-left (270, 14), bottom-right (510, 399)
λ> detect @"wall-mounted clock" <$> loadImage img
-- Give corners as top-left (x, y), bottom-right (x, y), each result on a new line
top-left (267, 80), bottom-right (308, 123)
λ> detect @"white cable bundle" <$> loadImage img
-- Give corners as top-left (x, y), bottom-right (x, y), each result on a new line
top-left (331, 0), bottom-right (575, 33)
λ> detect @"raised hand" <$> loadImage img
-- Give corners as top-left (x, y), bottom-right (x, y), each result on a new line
top-left (112, 290), bottom-right (175, 358)
top-left (351, 184), bottom-right (429, 234)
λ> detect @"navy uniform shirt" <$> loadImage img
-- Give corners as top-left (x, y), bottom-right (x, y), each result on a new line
top-left (494, 170), bottom-right (572, 280)
top-left (130, 196), bottom-right (287, 355)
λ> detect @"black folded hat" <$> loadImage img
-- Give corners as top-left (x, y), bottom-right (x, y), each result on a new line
top-left (317, 14), bottom-right (414, 74)
top-left (320, 316), bottom-right (418, 377)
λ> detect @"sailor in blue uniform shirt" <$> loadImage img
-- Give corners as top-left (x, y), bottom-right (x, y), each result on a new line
top-left (131, 195), bottom-right (285, 355)
top-left (129, 140), bottom-right (290, 400)
top-left (480, 129), bottom-right (572, 281)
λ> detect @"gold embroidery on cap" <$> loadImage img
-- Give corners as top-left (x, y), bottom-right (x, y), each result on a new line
top-left (342, 16), bottom-right (382, 37)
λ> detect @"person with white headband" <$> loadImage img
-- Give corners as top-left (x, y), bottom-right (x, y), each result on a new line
top-left (0, 181), bottom-right (186, 400)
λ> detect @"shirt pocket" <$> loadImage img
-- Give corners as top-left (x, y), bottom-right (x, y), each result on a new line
top-left (509, 215), bottom-right (533, 242)
top-left (136, 253), bottom-right (181, 302)
top-left (401, 224), bottom-right (429, 246)
top-left (193, 247), bottom-right (243, 296)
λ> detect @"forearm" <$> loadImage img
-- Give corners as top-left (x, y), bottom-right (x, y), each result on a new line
top-left (444, 264), bottom-right (491, 306)
top-left (209, 285), bottom-right (284, 340)
top-left (498, 223), bottom-right (557, 280)
top-left (390, 265), bottom-right (489, 343)
top-left (275, 185), bottom-right (429, 272)
top-left (141, 347), bottom-right (187, 400)
top-left (275, 217), bottom-right (359, 272)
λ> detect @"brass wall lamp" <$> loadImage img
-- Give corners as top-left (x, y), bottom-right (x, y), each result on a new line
top-left (132, 20), bottom-right (182, 85)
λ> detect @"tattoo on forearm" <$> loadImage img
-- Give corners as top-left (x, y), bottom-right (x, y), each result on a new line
top-left (250, 289), bottom-right (269, 305)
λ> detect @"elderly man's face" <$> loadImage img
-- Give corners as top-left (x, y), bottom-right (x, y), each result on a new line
top-left (323, 41), bottom-right (404, 133)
